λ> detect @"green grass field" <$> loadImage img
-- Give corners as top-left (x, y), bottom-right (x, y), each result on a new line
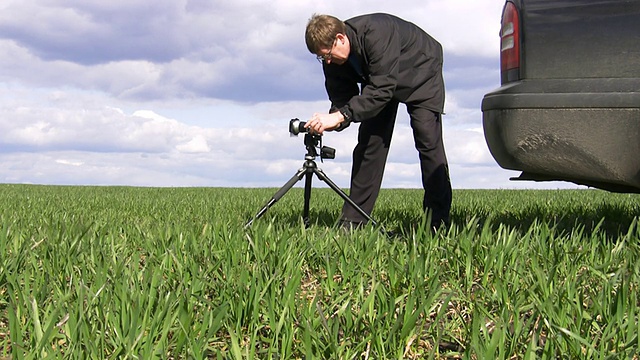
top-left (1, 184), bottom-right (639, 359)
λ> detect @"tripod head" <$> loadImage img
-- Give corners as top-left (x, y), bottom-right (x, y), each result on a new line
top-left (304, 133), bottom-right (335, 160)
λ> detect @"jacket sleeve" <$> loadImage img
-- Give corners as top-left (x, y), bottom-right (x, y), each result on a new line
top-left (343, 24), bottom-right (400, 122)
top-left (323, 65), bottom-right (360, 113)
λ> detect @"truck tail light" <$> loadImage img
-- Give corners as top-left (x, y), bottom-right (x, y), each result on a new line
top-left (500, 1), bottom-right (520, 82)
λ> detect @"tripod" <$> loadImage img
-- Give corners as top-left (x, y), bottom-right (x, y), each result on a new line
top-left (245, 133), bottom-right (378, 229)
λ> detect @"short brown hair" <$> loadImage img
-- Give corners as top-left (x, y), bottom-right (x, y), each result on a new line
top-left (305, 14), bottom-right (346, 54)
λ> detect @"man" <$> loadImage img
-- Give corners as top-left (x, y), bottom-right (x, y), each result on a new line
top-left (304, 13), bottom-right (452, 230)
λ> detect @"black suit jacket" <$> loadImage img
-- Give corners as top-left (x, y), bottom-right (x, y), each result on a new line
top-left (323, 13), bottom-right (445, 122)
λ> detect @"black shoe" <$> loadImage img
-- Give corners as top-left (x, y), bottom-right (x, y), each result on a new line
top-left (339, 219), bottom-right (365, 232)
top-left (430, 219), bottom-right (450, 234)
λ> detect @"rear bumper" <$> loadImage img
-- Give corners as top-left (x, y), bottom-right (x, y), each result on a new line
top-left (482, 79), bottom-right (640, 192)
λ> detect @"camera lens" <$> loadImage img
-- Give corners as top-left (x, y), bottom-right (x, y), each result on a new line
top-left (289, 118), bottom-right (307, 135)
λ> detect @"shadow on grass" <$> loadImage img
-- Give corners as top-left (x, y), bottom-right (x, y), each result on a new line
top-left (246, 193), bottom-right (639, 240)
top-left (244, 208), bottom-right (340, 229)
top-left (380, 202), bottom-right (640, 240)
top-left (481, 201), bottom-right (640, 239)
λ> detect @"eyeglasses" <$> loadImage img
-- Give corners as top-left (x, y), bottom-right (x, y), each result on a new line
top-left (316, 38), bottom-right (337, 63)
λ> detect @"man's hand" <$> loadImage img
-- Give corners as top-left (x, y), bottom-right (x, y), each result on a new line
top-left (305, 112), bottom-right (345, 135)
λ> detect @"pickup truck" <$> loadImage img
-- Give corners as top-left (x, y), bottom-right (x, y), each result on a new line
top-left (481, 0), bottom-right (640, 193)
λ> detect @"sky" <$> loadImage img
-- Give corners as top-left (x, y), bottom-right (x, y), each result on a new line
top-left (0, 0), bottom-right (582, 189)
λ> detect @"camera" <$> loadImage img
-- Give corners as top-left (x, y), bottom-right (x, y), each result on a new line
top-left (289, 118), bottom-right (308, 136)
top-left (288, 118), bottom-right (335, 160)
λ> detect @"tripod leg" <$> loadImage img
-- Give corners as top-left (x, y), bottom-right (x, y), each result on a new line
top-left (245, 167), bottom-right (306, 228)
top-left (313, 167), bottom-right (379, 227)
top-left (303, 171), bottom-right (313, 227)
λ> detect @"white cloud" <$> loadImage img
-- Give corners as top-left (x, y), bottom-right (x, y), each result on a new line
top-left (176, 135), bottom-right (211, 154)
top-left (55, 159), bottom-right (84, 167)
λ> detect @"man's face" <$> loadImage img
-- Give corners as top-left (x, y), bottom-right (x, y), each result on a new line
top-left (317, 34), bottom-right (349, 65)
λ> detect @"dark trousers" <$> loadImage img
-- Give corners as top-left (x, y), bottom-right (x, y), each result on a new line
top-left (341, 101), bottom-right (452, 226)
